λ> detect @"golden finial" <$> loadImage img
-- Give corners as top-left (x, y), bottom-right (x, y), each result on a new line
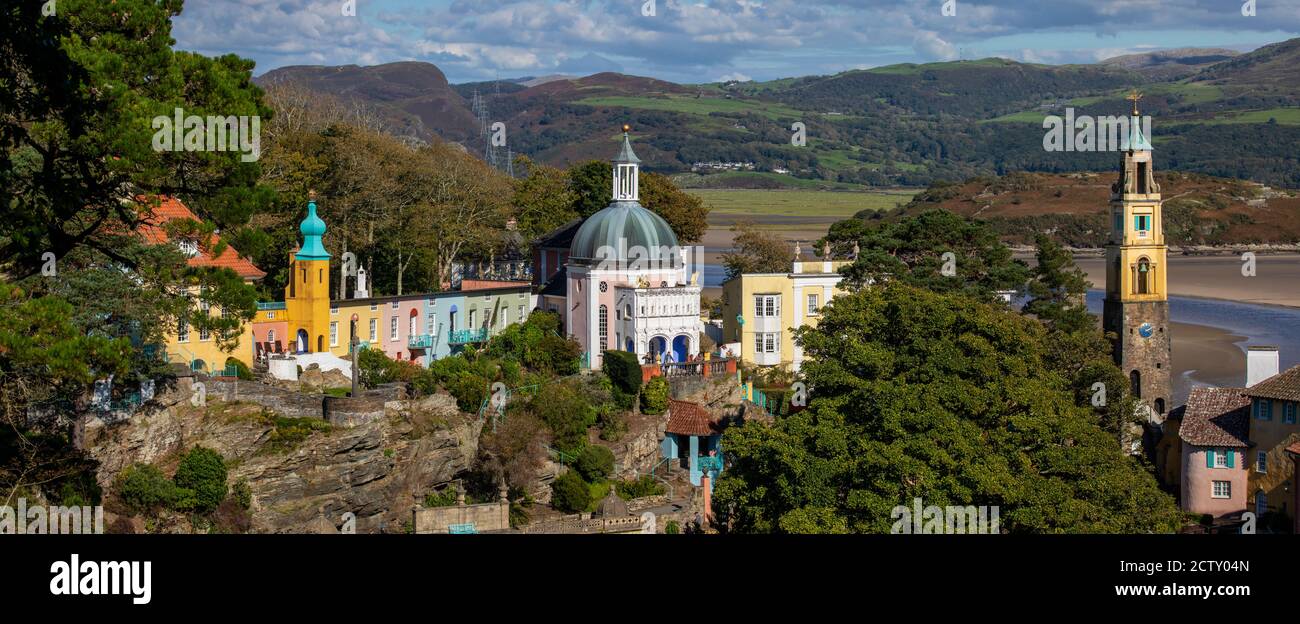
top-left (622, 124), bottom-right (631, 133)
top-left (1126, 90), bottom-right (1143, 116)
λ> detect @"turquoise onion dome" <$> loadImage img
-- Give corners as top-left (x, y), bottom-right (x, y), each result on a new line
top-left (296, 194), bottom-right (331, 260)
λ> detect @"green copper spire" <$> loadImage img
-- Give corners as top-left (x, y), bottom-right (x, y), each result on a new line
top-left (613, 124), bottom-right (640, 163)
top-left (296, 191), bottom-right (331, 260)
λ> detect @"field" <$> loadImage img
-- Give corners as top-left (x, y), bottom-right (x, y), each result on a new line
top-left (691, 188), bottom-right (915, 222)
top-left (575, 94), bottom-right (805, 120)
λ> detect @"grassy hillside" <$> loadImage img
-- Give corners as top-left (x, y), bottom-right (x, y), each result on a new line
top-left (883, 171), bottom-right (1300, 248)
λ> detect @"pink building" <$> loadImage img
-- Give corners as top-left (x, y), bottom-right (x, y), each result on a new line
top-left (1178, 387), bottom-right (1250, 519)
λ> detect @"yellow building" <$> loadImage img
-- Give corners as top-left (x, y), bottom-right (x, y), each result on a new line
top-left (720, 247), bottom-right (853, 372)
top-left (143, 196), bottom-right (266, 373)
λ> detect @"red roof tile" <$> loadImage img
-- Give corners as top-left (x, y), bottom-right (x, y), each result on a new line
top-left (665, 399), bottom-right (721, 436)
top-left (1286, 441), bottom-right (1300, 457)
top-left (135, 196), bottom-right (265, 280)
top-left (1244, 364), bottom-right (1300, 403)
top-left (1178, 387), bottom-right (1250, 448)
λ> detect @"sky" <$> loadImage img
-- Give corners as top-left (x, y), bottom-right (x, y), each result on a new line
top-left (171, 0), bottom-right (1300, 84)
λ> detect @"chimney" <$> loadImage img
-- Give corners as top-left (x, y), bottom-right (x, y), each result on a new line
top-left (1246, 346), bottom-right (1279, 387)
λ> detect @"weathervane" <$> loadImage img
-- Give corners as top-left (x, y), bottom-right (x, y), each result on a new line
top-left (1126, 90), bottom-right (1143, 116)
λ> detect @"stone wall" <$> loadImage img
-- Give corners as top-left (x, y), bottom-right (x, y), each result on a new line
top-left (207, 379), bottom-right (323, 418)
top-left (413, 498), bottom-right (510, 534)
top-left (206, 379), bottom-right (404, 426)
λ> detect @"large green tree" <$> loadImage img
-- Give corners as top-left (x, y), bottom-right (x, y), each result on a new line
top-left (825, 210), bottom-right (1030, 302)
top-left (713, 284), bottom-right (1179, 533)
top-left (1022, 233), bottom-right (1093, 334)
top-left (720, 220), bottom-right (791, 279)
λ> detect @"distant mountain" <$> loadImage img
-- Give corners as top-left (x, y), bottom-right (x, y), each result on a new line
top-left (256, 61), bottom-right (479, 143)
top-left (1100, 48), bottom-right (1239, 80)
top-left (254, 38), bottom-right (1300, 188)
top-left (517, 74), bottom-right (573, 88)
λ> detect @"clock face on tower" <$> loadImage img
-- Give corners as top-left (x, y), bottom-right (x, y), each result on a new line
top-left (1138, 322), bottom-right (1154, 338)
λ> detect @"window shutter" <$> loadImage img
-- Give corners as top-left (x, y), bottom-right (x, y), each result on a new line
top-left (1226, 450), bottom-right (1235, 468)
top-left (1206, 450), bottom-right (1214, 468)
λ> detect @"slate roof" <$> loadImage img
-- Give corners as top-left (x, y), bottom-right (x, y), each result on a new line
top-left (665, 399), bottom-right (721, 436)
top-left (136, 196), bottom-right (266, 280)
top-left (1243, 364), bottom-right (1300, 403)
top-left (1177, 386), bottom-right (1250, 448)
top-left (532, 218), bottom-right (583, 250)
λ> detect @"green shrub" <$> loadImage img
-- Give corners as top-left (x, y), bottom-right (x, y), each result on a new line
top-left (424, 487), bottom-right (459, 508)
top-left (446, 373), bottom-right (490, 413)
top-left (664, 520), bottom-right (680, 534)
top-left (173, 447), bottom-right (228, 513)
top-left (263, 415), bottom-right (331, 454)
top-left (598, 408), bottom-right (627, 441)
top-left (616, 475), bottom-right (666, 500)
top-left (531, 380), bottom-right (595, 454)
top-left (231, 478), bottom-right (252, 510)
top-left (115, 463), bottom-right (175, 515)
top-left (575, 445), bottom-right (615, 481)
top-left (411, 368), bottom-right (438, 397)
top-left (640, 376), bottom-right (669, 415)
top-left (550, 470), bottom-right (591, 513)
top-left (225, 357), bottom-right (254, 380)
top-left (602, 350), bottom-right (643, 396)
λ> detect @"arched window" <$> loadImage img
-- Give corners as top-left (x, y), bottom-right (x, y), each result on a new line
top-left (1154, 398), bottom-right (1165, 415)
top-left (1135, 258), bottom-right (1151, 295)
top-left (1130, 370), bottom-right (1141, 399)
top-left (599, 305), bottom-right (609, 348)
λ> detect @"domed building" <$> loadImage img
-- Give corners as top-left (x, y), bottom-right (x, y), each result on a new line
top-left (565, 128), bottom-right (703, 369)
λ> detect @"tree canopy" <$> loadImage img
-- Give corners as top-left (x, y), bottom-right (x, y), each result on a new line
top-left (713, 283), bottom-right (1180, 533)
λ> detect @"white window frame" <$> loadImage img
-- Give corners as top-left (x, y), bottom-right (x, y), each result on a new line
top-left (267, 329), bottom-right (276, 345)
top-left (1213, 450), bottom-right (1228, 468)
top-left (754, 294), bottom-right (780, 318)
top-left (330, 321), bottom-right (338, 347)
top-left (390, 317), bottom-right (398, 341)
top-left (1257, 451), bottom-right (1267, 474)
top-left (1211, 481), bottom-right (1231, 499)
top-left (758, 332), bottom-right (781, 354)
top-left (807, 293), bottom-right (820, 315)
top-left (177, 316), bottom-right (190, 343)
top-left (369, 319), bottom-right (377, 342)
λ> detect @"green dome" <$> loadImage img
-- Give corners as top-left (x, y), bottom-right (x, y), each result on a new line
top-left (569, 201), bottom-right (678, 264)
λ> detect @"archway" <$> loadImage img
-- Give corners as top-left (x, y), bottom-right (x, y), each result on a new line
top-left (625, 338), bottom-right (635, 352)
top-left (317, 335), bottom-right (324, 353)
top-left (1129, 370), bottom-right (1141, 399)
top-left (1154, 398), bottom-right (1165, 415)
top-left (649, 336), bottom-right (667, 362)
top-left (672, 335), bottom-right (689, 363)
top-left (296, 329), bottom-right (309, 353)
top-left (1135, 257), bottom-right (1151, 295)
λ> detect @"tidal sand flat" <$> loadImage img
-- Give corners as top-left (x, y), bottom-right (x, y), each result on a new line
top-left (1075, 254), bottom-right (1300, 308)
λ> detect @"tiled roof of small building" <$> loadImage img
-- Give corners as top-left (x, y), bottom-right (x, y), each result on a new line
top-left (1286, 441), bottom-right (1300, 457)
top-left (1178, 387), bottom-right (1250, 448)
top-left (1243, 364), bottom-right (1300, 402)
top-left (665, 399), bottom-right (721, 436)
top-left (136, 196), bottom-right (266, 280)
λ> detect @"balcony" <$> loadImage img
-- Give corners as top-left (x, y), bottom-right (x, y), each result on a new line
top-left (448, 328), bottom-right (489, 345)
top-left (408, 334), bottom-right (435, 349)
top-left (256, 301), bottom-right (286, 311)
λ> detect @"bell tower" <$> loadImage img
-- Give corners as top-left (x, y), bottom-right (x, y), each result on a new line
top-left (285, 191), bottom-right (332, 353)
top-left (1103, 92), bottom-right (1171, 423)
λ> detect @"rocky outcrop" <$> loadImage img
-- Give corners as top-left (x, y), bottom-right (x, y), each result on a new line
top-left (80, 380), bottom-right (482, 534)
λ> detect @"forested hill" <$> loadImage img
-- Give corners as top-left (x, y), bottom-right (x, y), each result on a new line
top-left (255, 38), bottom-right (1300, 189)
top-left (869, 171), bottom-right (1300, 249)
